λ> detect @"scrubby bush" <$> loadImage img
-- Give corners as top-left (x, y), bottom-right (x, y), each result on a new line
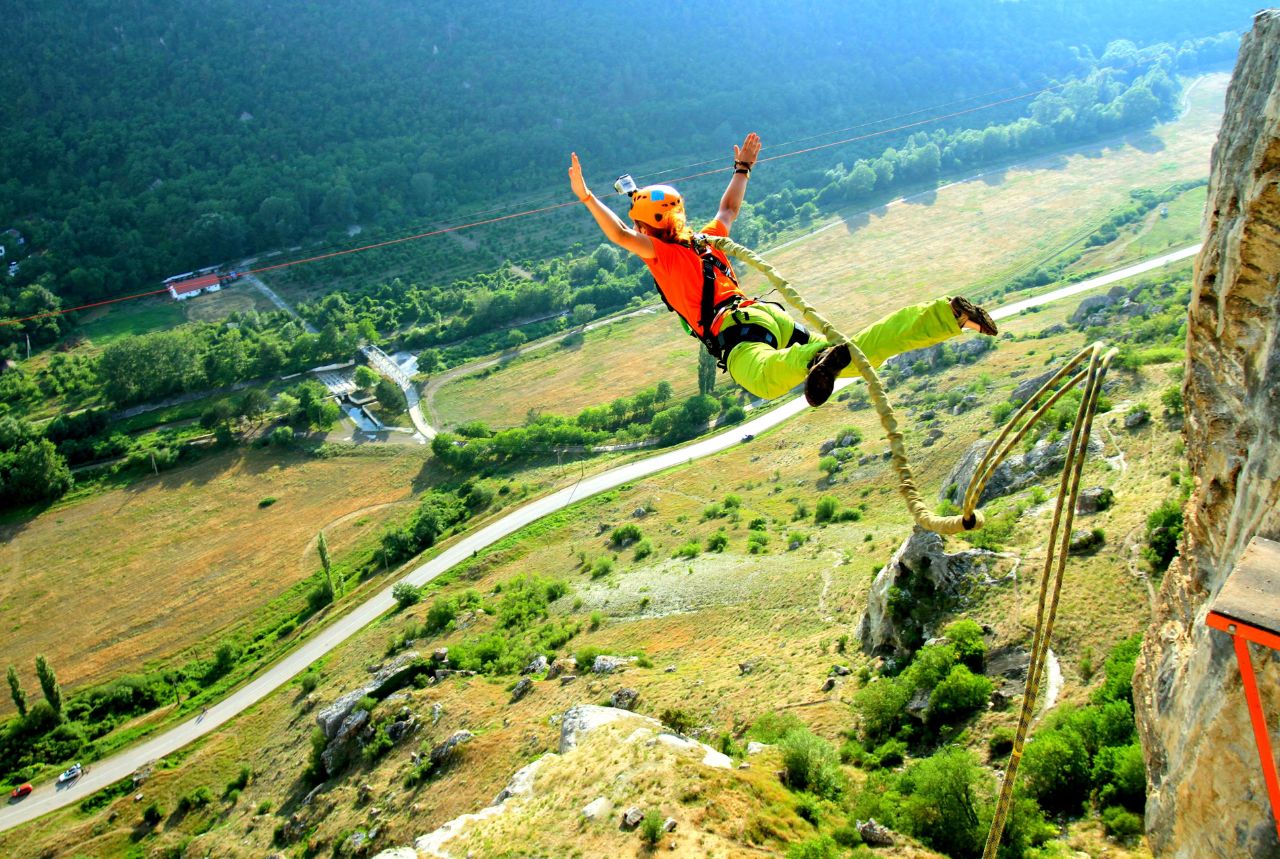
top-left (633, 538), bottom-right (653, 560)
top-left (676, 541), bottom-right (700, 559)
top-left (610, 523), bottom-right (642, 547)
top-left (1101, 805), bottom-right (1144, 842)
top-left (748, 711), bottom-right (806, 743)
top-left (1020, 729), bottom-right (1091, 813)
top-left (1142, 499), bottom-right (1184, 572)
top-left (659, 707), bottom-right (697, 735)
top-left (779, 728), bottom-right (845, 799)
top-left (392, 582), bottom-right (422, 609)
top-left (747, 530), bottom-right (769, 554)
top-left (943, 619), bottom-right (986, 671)
top-left (786, 836), bottom-right (840, 859)
top-left (639, 809), bottom-right (664, 845)
top-left (898, 748), bottom-right (984, 858)
top-left (1092, 742), bottom-right (1146, 811)
top-left (706, 531), bottom-right (728, 552)
top-left (142, 801), bottom-right (165, 826)
top-left (927, 665), bottom-right (993, 724)
top-left (988, 726), bottom-right (1015, 759)
top-left (590, 556), bottom-right (614, 578)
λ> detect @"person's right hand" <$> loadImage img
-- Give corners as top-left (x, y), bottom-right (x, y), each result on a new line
top-left (569, 153), bottom-right (590, 202)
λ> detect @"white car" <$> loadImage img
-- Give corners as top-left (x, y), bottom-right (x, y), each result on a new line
top-left (57, 763), bottom-right (82, 783)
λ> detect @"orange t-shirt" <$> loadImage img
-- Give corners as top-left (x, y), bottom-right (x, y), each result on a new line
top-left (642, 219), bottom-right (743, 337)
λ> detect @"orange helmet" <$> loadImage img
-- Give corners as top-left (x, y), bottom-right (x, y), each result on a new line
top-left (629, 185), bottom-right (684, 229)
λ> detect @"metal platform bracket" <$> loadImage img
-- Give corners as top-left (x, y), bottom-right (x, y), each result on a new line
top-left (1206, 535), bottom-right (1280, 840)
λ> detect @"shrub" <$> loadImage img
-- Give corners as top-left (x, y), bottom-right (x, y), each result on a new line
top-left (392, 582), bottom-right (421, 609)
top-left (786, 836), bottom-right (840, 859)
top-left (1160, 385), bottom-right (1184, 415)
top-left (1020, 729), bottom-right (1090, 813)
top-left (610, 523), bottom-right (642, 547)
top-left (747, 530), bottom-right (769, 554)
top-left (633, 538), bottom-right (653, 560)
top-left (779, 728), bottom-right (845, 800)
top-left (660, 707), bottom-right (697, 735)
top-left (814, 496), bottom-right (840, 524)
top-left (268, 425), bottom-right (294, 447)
top-left (142, 801), bottom-right (164, 826)
top-left (927, 665), bottom-right (993, 724)
top-left (794, 793), bottom-right (821, 824)
top-left (424, 597), bottom-right (458, 634)
top-left (943, 619), bottom-right (986, 670)
top-left (897, 748), bottom-right (985, 858)
top-left (590, 556), bottom-right (614, 578)
top-left (1092, 742), bottom-right (1146, 811)
top-left (1095, 634), bottom-right (1142, 707)
top-left (1142, 499), bottom-right (1183, 572)
top-left (639, 809), bottom-right (664, 845)
top-left (988, 726), bottom-right (1015, 759)
top-left (258, 496), bottom-right (277, 508)
top-left (225, 764), bottom-right (252, 796)
top-left (706, 531), bottom-right (728, 552)
top-left (675, 541), bottom-right (700, 559)
top-left (853, 677), bottom-right (911, 743)
top-left (871, 738), bottom-right (907, 769)
top-left (1101, 805), bottom-right (1143, 842)
top-left (818, 455), bottom-right (839, 476)
top-left (748, 711), bottom-right (806, 743)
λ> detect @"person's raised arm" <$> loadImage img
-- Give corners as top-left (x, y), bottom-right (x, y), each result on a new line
top-left (715, 132), bottom-right (761, 231)
top-left (569, 152), bottom-right (655, 259)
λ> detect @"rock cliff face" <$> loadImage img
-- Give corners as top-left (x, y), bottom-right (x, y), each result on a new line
top-left (1133, 11), bottom-right (1280, 858)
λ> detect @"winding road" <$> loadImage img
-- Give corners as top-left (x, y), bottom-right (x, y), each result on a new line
top-left (0, 242), bottom-right (1200, 833)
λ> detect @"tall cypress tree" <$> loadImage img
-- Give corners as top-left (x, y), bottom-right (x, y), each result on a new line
top-left (317, 531), bottom-right (341, 597)
top-left (697, 348), bottom-right (717, 396)
top-left (34, 654), bottom-right (62, 716)
top-left (6, 665), bottom-right (26, 717)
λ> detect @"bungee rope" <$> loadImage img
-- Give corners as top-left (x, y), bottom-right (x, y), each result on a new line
top-left (704, 235), bottom-right (1117, 857)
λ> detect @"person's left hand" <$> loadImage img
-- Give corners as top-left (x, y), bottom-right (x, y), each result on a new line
top-left (568, 152), bottom-right (590, 201)
top-left (734, 132), bottom-right (761, 167)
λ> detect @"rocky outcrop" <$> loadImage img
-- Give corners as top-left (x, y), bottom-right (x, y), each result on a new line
top-left (375, 706), bottom-right (734, 858)
top-left (1134, 13), bottom-right (1280, 858)
top-left (316, 651), bottom-right (424, 739)
top-left (942, 436), bottom-right (1102, 506)
top-left (856, 527), bottom-right (998, 657)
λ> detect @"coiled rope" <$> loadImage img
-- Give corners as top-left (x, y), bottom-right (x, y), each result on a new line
top-left (705, 235), bottom-right (1117, 856)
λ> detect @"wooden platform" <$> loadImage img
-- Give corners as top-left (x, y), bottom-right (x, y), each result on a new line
top-left (1211, 537), bottom-right (1280, 638)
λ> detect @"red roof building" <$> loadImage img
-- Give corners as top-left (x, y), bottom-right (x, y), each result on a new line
top-left (166, 273), bottom-right (222, 300)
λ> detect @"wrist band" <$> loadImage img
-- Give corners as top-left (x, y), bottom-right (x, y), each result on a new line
top-left (735, 168), bottom-right (751, 175)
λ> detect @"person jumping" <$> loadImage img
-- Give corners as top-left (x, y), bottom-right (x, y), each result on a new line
top-left (567, 133), bottom-right (997, 407)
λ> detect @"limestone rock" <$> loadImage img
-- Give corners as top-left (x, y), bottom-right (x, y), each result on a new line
top-left (591, 654), bottom-right (634, 674)
top-left (610, 687), bottom-right (639, 711)
top-left (509, 677), bottom-right (533, 703)
top-left (582, 796), bottom-right (612, 821)
top-left (857, 818), bottom-right (896, 847)
top-left (1067, 528), bottom-right (1104, 554)
top-left (746, 742), bottom-right (772, 755)
top-left (942, 435), bottom-right (1103, 506)
top-left (1123, 407), bottom-right (1150, 429)
top-left (429, 730), bottom-right (474, 770)
top-left (663, 817), bottom-right (678, 832)
top-left (1069, 294), bottom-right (1116, 326)
top-left (1009, 369), bottom-right (1057, 404)
top-left (522, 654), bottom-right (549, 675)
top-left (856, 527), bottom-right (996, 657)
top-left (322, 709), bottom-right (370, 775)
top-left (1076, 486), bottom-right (1113, 514)
top-left (621, 806), bottom-right (644, 829)
top-left (316, 651), bottom-right (422, 739)
top-left (546, 656), bottom-right (576, 680)
top-left (1133, 14), bottom-right (1280, 858)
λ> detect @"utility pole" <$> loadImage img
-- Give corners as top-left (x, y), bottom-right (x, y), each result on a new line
top-left (150, 451), bottom-right (159, 476)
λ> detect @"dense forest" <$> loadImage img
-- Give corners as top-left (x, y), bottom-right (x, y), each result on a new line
top-left (0, 1), bottom-right (1251, 348)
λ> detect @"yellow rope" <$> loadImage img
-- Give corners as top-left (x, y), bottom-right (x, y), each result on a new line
top-left (702, 236), bottom-right (1116, 857)
top-left (706, 235), bottom-right (982, 535)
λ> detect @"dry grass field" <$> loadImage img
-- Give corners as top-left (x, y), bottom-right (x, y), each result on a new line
top-left (0, 446), bottom-right (429, 701)
top-left (3, 278), bottom-right (1178, 855)
top-left (431, 74), bottom-right (1224, 430)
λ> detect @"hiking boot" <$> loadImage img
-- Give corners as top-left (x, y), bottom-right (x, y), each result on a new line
top-left (805, 344), bottom-right (851, 407)
top-left (951, 296), bottom-right (998, 336)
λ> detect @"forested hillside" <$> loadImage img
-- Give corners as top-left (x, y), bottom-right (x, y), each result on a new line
top-left (0, 0), bottom-right (1248, 346)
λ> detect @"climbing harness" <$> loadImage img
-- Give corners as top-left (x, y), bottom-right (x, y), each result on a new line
top-left (704, 235), bottom-right (1116, 857)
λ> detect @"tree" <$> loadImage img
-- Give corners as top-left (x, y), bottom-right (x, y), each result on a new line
top-left (654, 380), bottom-right (674, 403)
top-left (375, 376), bottom-right (407, 413)
top-left (6, 664), bottom-right (26, 717)
top-left (34, 654), bottom-right (62, 716)
top-left (571, 303), bottom-right (596, 328)
top-left (317, 531), bottom-right (341, 597)
top-left (392, 582), bottom-right (422, 609)
top-left (354, 365), bottom-right (379, 389)
top-left (4, 440), bottom-right (73, 505)
top-left (697, 348), bottom-right (717, 396)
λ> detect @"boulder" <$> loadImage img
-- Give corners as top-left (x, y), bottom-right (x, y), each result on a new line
top-left (582, 796), bottom-right (612, 821)
top-left (985, 646), bottom-right (1031, 680)
top-left (610, 688), bottom-right (639, 711)
top-left (1068, 528), bottom-right (1104, 554)
top-left (385, 718), bottom-right (416, 744)
top-left (1076, 486), bottom-right (1114, 514)
top-left (591, 654), bottom-right (633, 674)
top-left (1009, 369), bottom-right (1057, 404)
top-left (546, 656), bottom-right (576, 680)
top-left (1069, 294), bottom-right (1115, 326)
top-left (522, 654), bottom-right (549, 675)
top-left (857, 819), bottom-right (896, 847)
top-left (905, 687), bottom-right (931, 721)
top-left (829, 664), bottom-right (852, 676)
top-left (746, 742), bottom-right (772, 755)
top-left (510, 677), bottom-right (534, 703)
top-left (819, 439), bottom-right (837, 455)
top-left (559, 675), bottom-right (578, 685)
top-left (663, 817), bottom-right (678, 832)
top-left (429, 730), bottom-right (474, 770)
top-left (620, 806), bottom-right (644, 830)
top-left (1124, 408), bottom-right (1150, 429)
top-left (952, 394), bottom-right (980, 415)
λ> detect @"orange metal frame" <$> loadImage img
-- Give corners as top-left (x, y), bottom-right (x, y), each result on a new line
top-left (1206, 610), bottom-right (1280, 841)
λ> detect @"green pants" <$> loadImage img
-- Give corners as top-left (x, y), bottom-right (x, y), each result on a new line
top-left (723, 297), bottom-right (962, 400)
